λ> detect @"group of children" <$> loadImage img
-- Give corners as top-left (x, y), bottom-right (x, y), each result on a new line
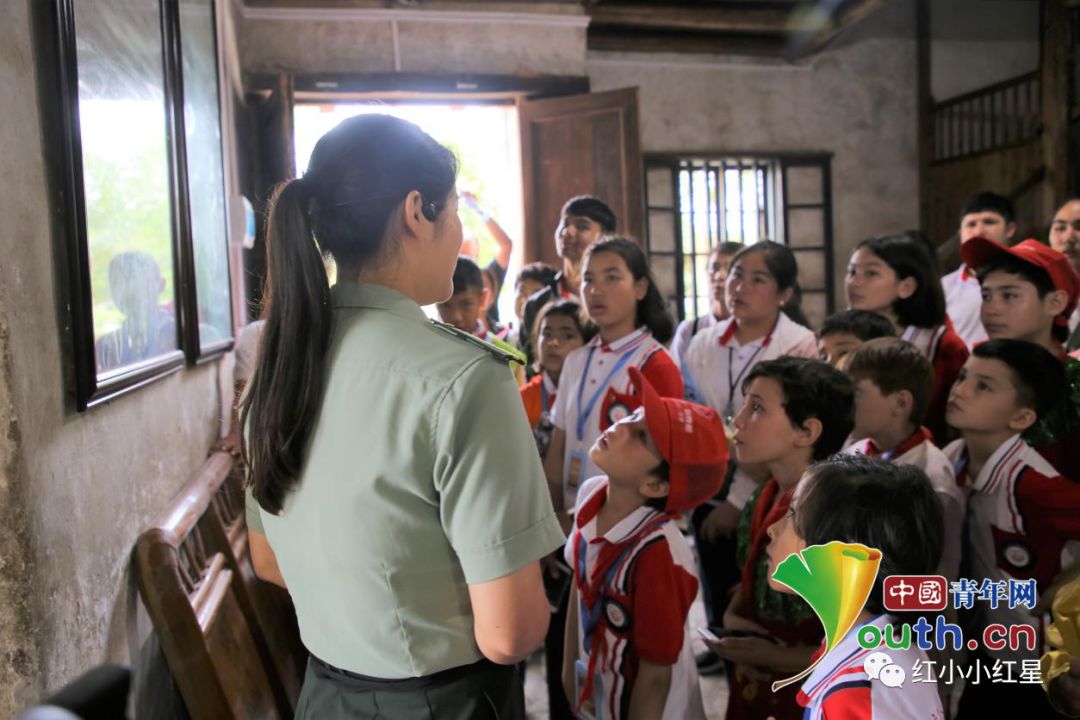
top-left (431, 190), bottom-right (1080, 718)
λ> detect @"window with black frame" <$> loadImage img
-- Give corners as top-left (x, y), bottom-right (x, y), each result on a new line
top-left (50, 0), bottom-right (232, 410)
top-left (645, 154), bottom-right (834, 330)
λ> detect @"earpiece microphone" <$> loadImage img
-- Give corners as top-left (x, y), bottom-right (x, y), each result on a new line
top-left (421, 202), bottom-right (439, 222)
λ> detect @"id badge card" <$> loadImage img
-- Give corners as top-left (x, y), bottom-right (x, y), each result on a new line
top-left (574, 659), bottom-right (603, 720)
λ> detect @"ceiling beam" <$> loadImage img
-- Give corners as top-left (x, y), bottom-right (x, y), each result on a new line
top-left (587, 3), bottom-right (804, 34)
top-left (587, 28), bottom-right (788, 57)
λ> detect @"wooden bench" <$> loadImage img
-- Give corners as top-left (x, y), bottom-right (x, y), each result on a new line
top-left (134, 452), bottom-right (306, 719)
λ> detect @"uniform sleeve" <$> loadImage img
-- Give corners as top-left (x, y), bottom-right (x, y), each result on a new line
top-left (819, 682), bottom-right (873, 719)
top-left (790, 332), bottom-right (820, 359)
top-left (630, 539), bottom-right (698, 665)
top-left (641, 350), bottom-right (684, 400)
top-left (670, 320), bottom-right (693, 369)
top-left (434, 356), bottom-right (566, 584)
top-left (681, 331), bottom-right (705, 404)
top-left (245, 486), bottom-right (265, 534)
top-left (233, 321), bottom-right (264, 383)
top-left (937, 491), bottom-right (964, 582)
top-left (1016, 470), bottom-right (1080, 539)
top-left (725, 468), bottom-right (758, 511)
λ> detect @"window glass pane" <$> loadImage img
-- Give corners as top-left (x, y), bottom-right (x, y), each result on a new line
top-left (651, 254), bottom-right (677, 300)
top-left (180, 0), bottom-right (232, 349)
top-left (793, 249), bottom-right (826, 290)
top-left (647, 167), bottom-right (673, 208)
top-left (785, 165), bottom-right (824, 205)
top-left (801, 291), bottom-right (827, 331)
top-left (649, 210), bottom-right (675, 252)
top-left (787, 208), bottom-right (825, 248)
top-left (77, 0), bottom-right (179, 376)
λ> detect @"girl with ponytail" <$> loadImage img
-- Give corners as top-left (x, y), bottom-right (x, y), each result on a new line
top-left (241, 114), bottom-right (563, 719)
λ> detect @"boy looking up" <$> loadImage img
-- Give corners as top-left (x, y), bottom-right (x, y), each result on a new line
top-left (944, 340), bottom-right (1080, 718)
top-left (563, 367), bottom-right (728, 720)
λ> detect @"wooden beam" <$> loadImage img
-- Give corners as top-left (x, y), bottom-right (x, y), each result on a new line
top-left (587, 3), bottom-right (804, 34)
top-left (587, 28), bottom-right (788, 57)
top-left (789, 0), bottom-right (886, 59)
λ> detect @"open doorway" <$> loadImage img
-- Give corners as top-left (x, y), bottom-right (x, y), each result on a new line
top-left (293, 102), bottom-right (524, 325)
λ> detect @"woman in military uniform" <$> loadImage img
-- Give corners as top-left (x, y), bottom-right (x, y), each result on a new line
top-left (241, 114), bottom-right (564, 719)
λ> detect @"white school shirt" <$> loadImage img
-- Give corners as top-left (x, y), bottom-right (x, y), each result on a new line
top-left (681, 312), bottom-right (818, 420)
top-left (551, 328), bottom-right (672, 510)
top-left (846, 429), bottom-right (964, 581)
top-left (797, 614), bottom-right (944, 719)
top-left (670, 313), bottom-right (719, 369)
top-left (942, 267), bottom-right (987, 349)
top-left (566, 477), bottom-right (706, 720)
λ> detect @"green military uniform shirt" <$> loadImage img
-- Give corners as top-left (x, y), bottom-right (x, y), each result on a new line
top-left (245, 281), bottom-right (564, 678)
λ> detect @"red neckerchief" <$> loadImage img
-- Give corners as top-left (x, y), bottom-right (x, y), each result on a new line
top-left (960, 265), bottom-right (974, 282)
top-left (739, 479), bottom-right (793, 605)
top-left (865, 426), bottom-right (933, 459)
top-left (718, 316), bottom-right (778, 347)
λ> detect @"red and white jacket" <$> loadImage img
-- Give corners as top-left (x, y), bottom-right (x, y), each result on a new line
top-left (944, 435), bottom-right (1080, 661)
top-left (565, 477), bottom-right (705, 720)
top-left (797, 614), bottom-right (944, 719)
top-left (551, 328), bottom-right (682, 510)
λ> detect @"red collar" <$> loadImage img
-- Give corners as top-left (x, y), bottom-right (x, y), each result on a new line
top-left (866, 426), bottom-right (933, 459)
top-left (719, 317), bottom-right (778, 348)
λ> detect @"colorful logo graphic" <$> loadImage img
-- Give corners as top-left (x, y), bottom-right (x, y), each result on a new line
top-left (768, 541), bottom-right (882, 692)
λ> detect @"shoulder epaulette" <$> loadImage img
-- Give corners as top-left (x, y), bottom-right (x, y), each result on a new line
top-left (431, 320), bottom-right (525, 366)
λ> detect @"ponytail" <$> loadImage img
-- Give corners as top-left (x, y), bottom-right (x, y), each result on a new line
top-left (241, 114), bottom-right (457, 514)
top-left (241, 179), bottom-right (332, 513)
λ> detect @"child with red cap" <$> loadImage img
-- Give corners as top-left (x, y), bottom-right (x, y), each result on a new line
top-left (961, 237), bottom-right (1080, 481)
top-left (561, 367), bottom-right (728, 720)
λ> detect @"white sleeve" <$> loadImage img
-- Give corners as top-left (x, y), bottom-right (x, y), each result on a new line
top-left (233, 320), bottom-right (265, 383)
top-left (725, 467), bottom-right (758, 511)
top-left (670, 319), bottom-right (693, 369)
top-left (551, 352), bottom-right (576, 430)
top-left (682, 330), bottom-right (706, 404)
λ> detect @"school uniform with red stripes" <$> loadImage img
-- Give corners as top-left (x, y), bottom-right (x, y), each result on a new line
top-left (565, 477), bottom-right (705, 720)
top-left (944, 434), bottom-right (1080, 663)
top-left (899, 322), bottom-right (968, 442)
top-left (797, 614), bottom-right (944, 719)
top-left (847, 427), bottom-right (965, 580)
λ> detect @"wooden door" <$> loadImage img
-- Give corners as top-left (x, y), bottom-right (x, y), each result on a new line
top-left (519, 87), bottom-right (644, 264)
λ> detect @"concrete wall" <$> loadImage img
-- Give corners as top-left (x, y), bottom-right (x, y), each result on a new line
top-left (930, 0), bottom-right (1039, 101)
top-left (238, 2), bottom-right (589, 77)
top-left (0, 0), bottom-right (226, 714)
top-left (589, 0), bottom-right (919, 313)
top-left (236, 0), bottom-right (919, 314)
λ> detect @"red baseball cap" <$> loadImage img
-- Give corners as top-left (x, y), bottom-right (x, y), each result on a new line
top-left (628, 367), bottom-right (729, 513)
top-left (961, 237), bottom-right (1080, 327)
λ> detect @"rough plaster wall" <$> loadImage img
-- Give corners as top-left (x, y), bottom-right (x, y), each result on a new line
top-left (588, 35), bottom-right (919, 310)
top-left (930, 0), bottom-right (1039, 100)
top-left (0, 0), bottom-right (224, 708)
top-left (240, 12), bottom-right (587, 76)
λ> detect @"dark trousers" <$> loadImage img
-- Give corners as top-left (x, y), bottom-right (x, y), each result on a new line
top-left (545, 553), bottom-right (575, 720)
top-left (690, 502), bottom-right (742, 628)
top-left (296, 656), bottom-right (525, 719)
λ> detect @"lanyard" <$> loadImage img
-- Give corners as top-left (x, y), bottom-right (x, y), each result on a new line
top-left (575, 345), bottom-right (637, 441)
top-left (727, 343), bottom-right (766, 412)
